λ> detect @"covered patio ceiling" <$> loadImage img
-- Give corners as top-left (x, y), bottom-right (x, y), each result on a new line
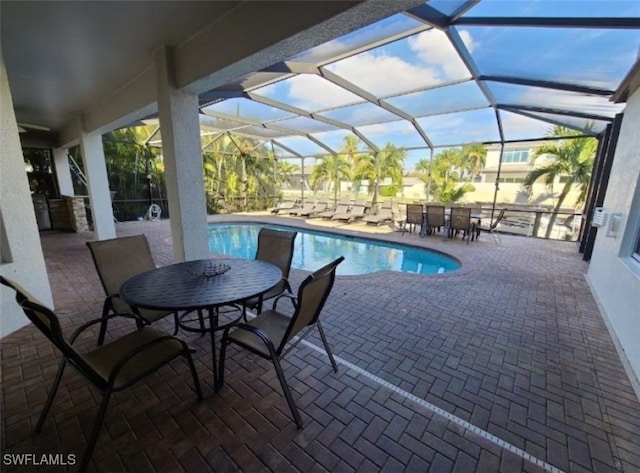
top-left (138, 0), bottom-right (640, 164)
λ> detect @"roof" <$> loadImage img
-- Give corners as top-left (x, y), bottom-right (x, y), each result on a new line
top-left (4, 1), bottom-right (640, 162)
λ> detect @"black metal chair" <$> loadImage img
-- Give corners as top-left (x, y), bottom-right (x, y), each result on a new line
top-left (244, 227), bottom-right (297, 314)
top-left (403, 203), bottom-right (424, 234)
top-left (449, 207), bottom-right (473, 243)
top-left (0, 276), bottom-right (202, 472)
top-left (218, 256), bottom-right (344, 428)
top-left (87, 234), bottom-right (180, 345)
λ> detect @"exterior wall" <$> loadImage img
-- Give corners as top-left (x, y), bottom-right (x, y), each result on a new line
top-left (479, 144), bottom-right (583, 208)
top-left (0, 59), bottom-right (53, 337)
top-left (587, 83), bottom-right (640, 386)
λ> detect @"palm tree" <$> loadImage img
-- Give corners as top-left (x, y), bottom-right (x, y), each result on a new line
top-left (339, 135), bottom-right (362, 198)
top-left (420, 148), bottom-right (475, 203)
top-left (309, 154), bottom-right (351, 203)
top-left (353, 143), bottom-right (406, 207)
top-left (523, 126), bottom-right (597, 238)
top-left (460, 143), bottom-right (487, 180)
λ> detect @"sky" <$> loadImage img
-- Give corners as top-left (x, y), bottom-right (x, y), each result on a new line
top-left (203, 0), bottom-right (640, 170)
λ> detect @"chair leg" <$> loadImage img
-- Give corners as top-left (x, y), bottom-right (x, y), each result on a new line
top-left (272, 356), bottom-right (303, 429)
top-left (97, 305), bottom-right (111, 346)
top-left (184, 350), bottom-right (203, 401)
top-left (218, 335), bottom-right (228, 391)
top-left (78, 388), bottom-right (112, 473)
top-left (35, 358), bottom-right (67, 433)
top-left (172, 312), bottom-right (180, 336)
top-left (316, 320), bottom-right (338, 372)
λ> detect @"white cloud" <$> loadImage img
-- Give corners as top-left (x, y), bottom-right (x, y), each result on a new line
top-left (327, 52), bottom-right (442, 96)
top-left (408, 29), bottom-right (475, 79)
top-left (286, 75), bottom-right (363, 110)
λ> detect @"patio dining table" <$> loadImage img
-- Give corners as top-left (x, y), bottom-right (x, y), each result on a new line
top-left (120, 257), bottom-right (282, 389)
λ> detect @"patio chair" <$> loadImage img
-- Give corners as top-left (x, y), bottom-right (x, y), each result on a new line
top-left (477, 207), bottom-right (506, 243)
top-left (318, 201), bottom-right (349, 219)
top-left (403, 203), bottom-right (423, 234)
top-left (86, 235), bottom-right (179, 345)
top-left (449, 207), bottom-right (473, 244)
top-left (305, 200), bottom-right (329, 218)
top-left (270, 199), bottom-right (297, 215)
top-left (363, 200), bottom-right (394, 226)
top-left (218, 256), bottom-right (344, 428)
top-left (289, 199), bottom-right (316, 217)
top-left (425, 205), bottom-right (445, 234)
top-left (332, 200), bottom-right (366, 223)
top-left (244, 227), bottom-right (297, 314)
top-left (0, 276), bottom-right (202, 473)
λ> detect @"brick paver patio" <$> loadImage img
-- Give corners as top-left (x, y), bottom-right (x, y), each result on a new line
top-left (2, 214), bottom-right (639, 472)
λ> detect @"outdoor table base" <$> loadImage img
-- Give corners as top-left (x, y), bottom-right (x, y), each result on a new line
top-left (120, 258), bottom-right (282, 390)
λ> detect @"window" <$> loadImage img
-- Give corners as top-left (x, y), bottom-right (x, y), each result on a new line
top-left (497, 177), bottom-right (524, 184)
top-left (502, 148), bottom-right (530, 164)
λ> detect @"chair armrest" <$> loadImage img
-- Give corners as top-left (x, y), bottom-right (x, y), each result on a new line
top-left (272, 292), bottom-right (297, 311)
top-left (69, 312), bottom-right (140, 344)
top-left (222, 323), bottom-right (278, 357)
top-left (107, 335), bottom-right (189, 386)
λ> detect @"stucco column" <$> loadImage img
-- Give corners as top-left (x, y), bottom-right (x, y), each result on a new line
top-left (80, 132), bottom-right (116, 240)
top-left (0, 56), bottom-right (53, 336)
top-left (53, 148), bottom-right (74, 196)
top-left (155, 46), bottom-right (208, 262)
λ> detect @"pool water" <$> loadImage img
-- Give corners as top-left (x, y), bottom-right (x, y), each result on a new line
top-left (207, 223), bottom-right (460, 276)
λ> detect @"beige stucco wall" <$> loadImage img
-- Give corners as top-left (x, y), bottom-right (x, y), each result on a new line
top-left (0, 57), bottom-right (53, 337)
top-left (587, 78), bottom-right (640, 387)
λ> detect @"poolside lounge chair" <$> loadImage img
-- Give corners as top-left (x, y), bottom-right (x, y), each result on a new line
top-left (289, 200), bottom-right (316, 217)
top-left (318, 201), bottom-right (349, 219)
top-left (332, 200), bottom-right (366, 223)
top-left (305, 200), bottom-right (329, 218)
top-left (363, 201), bottom-right (394, 226)
top-left (477, 207), bottom-right (506, 243)
top-left (219, 256), bottom-right (344, 428)
top-left (0, 276), bottom-right (202, 472)
top-left (270, 199), bottom-right (298, 215)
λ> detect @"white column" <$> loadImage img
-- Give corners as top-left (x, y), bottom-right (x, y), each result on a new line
top-left (53, 148), bottom-right (74, 196)
top-left (80, 132), bottom-right (116, 240)
top-left (155, 46), bottom-right (208, 262)
top-left (0, 56), bottom-right (53, 336)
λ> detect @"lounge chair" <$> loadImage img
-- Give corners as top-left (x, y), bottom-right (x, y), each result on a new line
top-left (318, 201), bottom-right (349, 219)
top-left (305, 200), bottom-right (329, 218)
top-left (363, 201), bottom-right (394, 226)
top-left (333, 201), bottom-right (367, 223)
top-left (477, 208), bottom-right (506, 243)
top-left (270, 199), bottom-right (298, 215)
top-left (289, 200), bottom-right (316, 217)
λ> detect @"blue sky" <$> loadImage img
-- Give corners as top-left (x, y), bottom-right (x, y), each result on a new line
top-left (204, 1), bottom-right (639, 170)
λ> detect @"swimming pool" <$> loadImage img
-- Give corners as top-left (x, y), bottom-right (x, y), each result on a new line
top-left (207, 223), bottom-right (460, 276)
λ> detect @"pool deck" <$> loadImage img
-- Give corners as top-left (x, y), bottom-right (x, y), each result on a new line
top-left (2, 214), bottom-right (640, 472)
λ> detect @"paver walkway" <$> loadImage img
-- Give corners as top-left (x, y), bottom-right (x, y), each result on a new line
top-left (2, 215), bottom-right (639, 472)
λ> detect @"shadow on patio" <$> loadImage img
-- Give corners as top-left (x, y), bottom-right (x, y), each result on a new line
top-left (2, 216), bottom-right (639, 472)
